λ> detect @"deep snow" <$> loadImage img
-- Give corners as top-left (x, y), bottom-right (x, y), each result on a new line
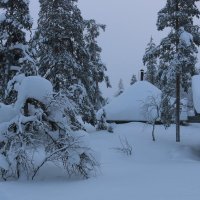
top-left (1, 122), bottom-right (200, 200)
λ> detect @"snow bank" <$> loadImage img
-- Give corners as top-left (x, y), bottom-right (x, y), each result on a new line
top-left (192, 75), bottom-right (200, 113)
top-left (99, 81), bottom-right (162, 121)
top-left (15, 76), bottom-right (53, 109)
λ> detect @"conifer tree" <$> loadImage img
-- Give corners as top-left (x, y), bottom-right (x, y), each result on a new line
top-left (84, 19), bottom-right (111, 111)
top-left (130, 74), bottom-right (137, 85)
top-left (143, 37), bottom-right (157, 85)
top-left (157, 0), bottom-right (200, 92)
top-left (0, 0), bottom-right (36, 103)
top-left (156, 0), bottom-right (200, 141)
top-left (115, 79), bottom-right (124, 97)
top-left (36, 0), bottom-right (101, 125)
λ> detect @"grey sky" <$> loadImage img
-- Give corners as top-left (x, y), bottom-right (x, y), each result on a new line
top-left (29, 1), bottom-right (200, 97)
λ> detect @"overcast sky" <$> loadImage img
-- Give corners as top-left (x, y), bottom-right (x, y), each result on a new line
top-left (30, 0), bottom-right (200, 97)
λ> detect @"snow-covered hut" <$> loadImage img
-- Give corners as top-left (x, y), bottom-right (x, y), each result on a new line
top-left (99, 81), bottom-right (162, 122)
top-left (98, 80), bottom-right (188, 123)
top-left (192, 75), bottom-right (200, 114)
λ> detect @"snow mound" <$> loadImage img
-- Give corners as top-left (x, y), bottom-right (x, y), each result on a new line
top-left (99, 81), bottom-right (162, 121)
top-left (15, 76), bottom-right (53, 109)
top-left (192, 75), bottom-right (200, 113)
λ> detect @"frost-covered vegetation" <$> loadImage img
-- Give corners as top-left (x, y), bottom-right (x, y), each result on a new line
top-left (0, 0), bottom-right (108, 180)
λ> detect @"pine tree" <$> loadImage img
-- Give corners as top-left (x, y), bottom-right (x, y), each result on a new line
top-left (143, 37), bottom-right (157, 85)
top-left (0, 0), bottom-right (36, 103)
top-left (130, 74), bottom-right (137, 85)
top-left (36, 0), bottom-right (101, 125)
top-left (115, 79), bottom-right (124, 97)
top-left (84, 19), bottom-right (111, 111)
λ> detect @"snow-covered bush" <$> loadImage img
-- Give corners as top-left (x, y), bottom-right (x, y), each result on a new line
top-left (114, 137), bottom-right (133, 156)
top-left (0, 76), bottom-right (98, 180)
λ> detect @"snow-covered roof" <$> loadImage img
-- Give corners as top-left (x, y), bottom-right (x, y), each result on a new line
top-left (98, 81), bottom-right (189, 122)
top-left (100, 81), bottom-right (162, 122)
top-left (192, 75), bottom-right (200, 113)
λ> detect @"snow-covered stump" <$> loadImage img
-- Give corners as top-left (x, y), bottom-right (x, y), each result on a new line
top-left (0, 76), bottom-right (98, 181)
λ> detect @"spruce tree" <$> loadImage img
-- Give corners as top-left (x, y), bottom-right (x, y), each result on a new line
top-left (84, 19), bottom-right (111, 111)
top-left (0, 0), bottom-right (36, 103)
top-left (37, 0), bottom-right (100, 125)
top-left (115, 79), bottom-right (124, 97)
top-left (143, 37), bottom-right (157, 85)
top-left (130, 74), bottom-right (137, 85)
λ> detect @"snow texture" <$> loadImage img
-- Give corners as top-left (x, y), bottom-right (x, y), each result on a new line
top-left (1, 122), bottom-right (200, 200)
top-left (0, 154), bottom-right (9, 170)
top-left (180, 27), bottom-right (193, 46)
top-left (192, 75), bottom-right (200, 113)
top-left (15, 76), bottom-right (53, 109)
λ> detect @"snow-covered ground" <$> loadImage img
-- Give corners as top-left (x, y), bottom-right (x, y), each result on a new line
top-left (1, 122), bottom-right (200, 200)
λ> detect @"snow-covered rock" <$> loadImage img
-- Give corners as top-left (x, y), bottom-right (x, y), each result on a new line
top-left (192, 75), bottom-right (200, 113)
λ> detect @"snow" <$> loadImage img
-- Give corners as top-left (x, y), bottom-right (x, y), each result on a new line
top-left (0, 13), bottom-right (6, 23)
top-left (0, 154), bottom-right (9, 170)
top-left (98, 81), bottom-right (188, 122)
top-left (15, 76), bottom-right (53, 109)
top-left (98, 81), bottom-right (162, 121)
top-left (192, 75), bottom-right (200, 113)
top-left (180, 27), bottom-right (193, 46)
top-left (0, 104), bottom-right (18, 123)
top-left (1, 122), bottom-right (200, 200)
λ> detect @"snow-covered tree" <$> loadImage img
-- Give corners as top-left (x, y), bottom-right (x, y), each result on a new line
top-left (36, 0), bottom-right (97, 125)
top-left (0, 76), bottom-right (98, 180)
top-left (156, 0), bottom-right (199, 93)
top-left (96, 109), bottom-right (108, 131)
top-left (130, 74), bottom-right (137, 85)
top-left (84, 19), bottom-right (111, 111)
top-left (143, 37), bottom-right (157, 85)
top-left (0, 0), bottom-right (36, 103)
top-left (115, 79), bottom-right (124, 97)
top-left (156, 0), bottom-right (200, 141)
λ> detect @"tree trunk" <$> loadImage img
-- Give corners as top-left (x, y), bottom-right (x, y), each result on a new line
top-left (176, 73), bottom-right (180, 142)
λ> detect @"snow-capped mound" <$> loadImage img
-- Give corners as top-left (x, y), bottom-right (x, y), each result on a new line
top-left (192, 75), bottom-right (200, 113)
top-left (15, 76), bottom-right (53, 109)
top-left (100, 81), bottom-right (162, 121)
